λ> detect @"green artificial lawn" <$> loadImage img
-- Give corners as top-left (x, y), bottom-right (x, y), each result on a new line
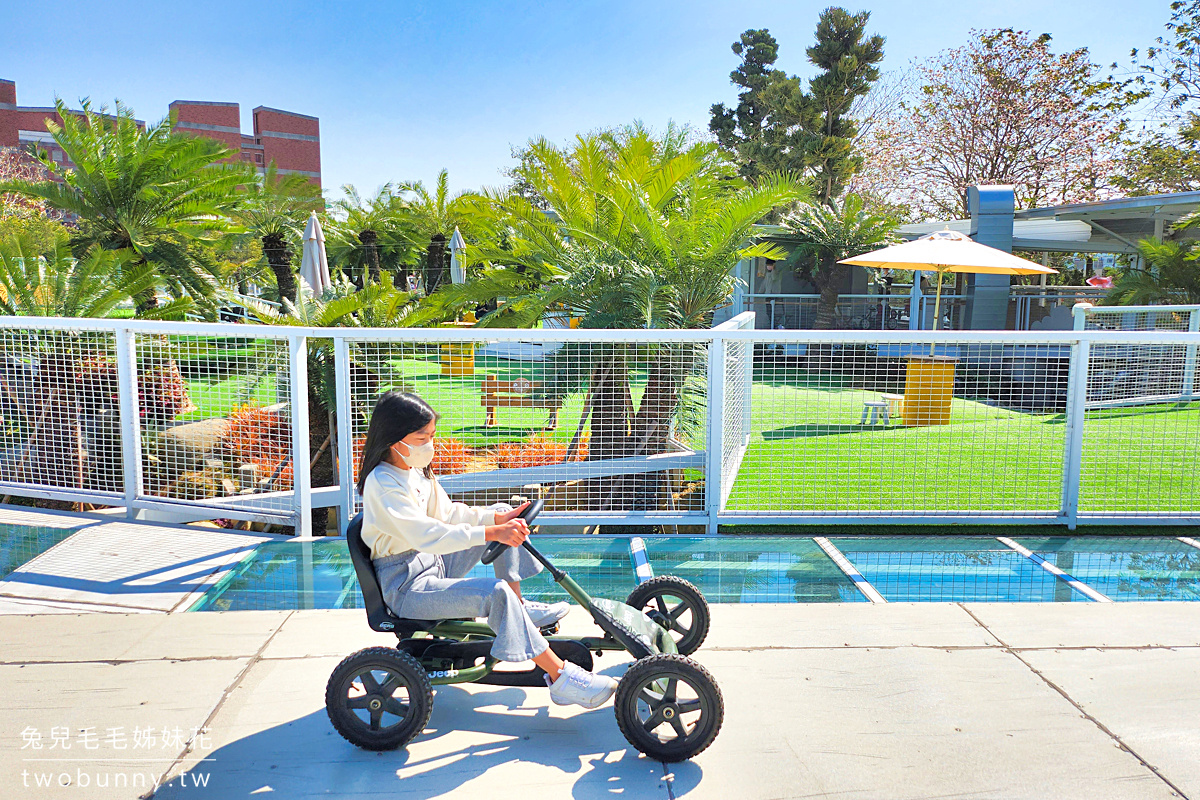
top-left (726, 377), bottom-right (1200, 515)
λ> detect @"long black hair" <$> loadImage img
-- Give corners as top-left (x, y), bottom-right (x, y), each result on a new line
top-left (356, 391), bottom-right (438, 495)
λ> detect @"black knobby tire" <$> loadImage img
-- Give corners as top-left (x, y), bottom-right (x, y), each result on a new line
top-left (325, 646), bottom-right (433, 751)
top-left (626, 576), bottom-right (710, 655)
top-left (615, 653), bottom-right (723, 762)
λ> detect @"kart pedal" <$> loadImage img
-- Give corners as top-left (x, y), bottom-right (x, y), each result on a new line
top-left (538, 622), bottom-right (560, 636)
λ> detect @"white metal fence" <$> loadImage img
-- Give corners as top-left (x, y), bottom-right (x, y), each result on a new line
top-left (2, 312), bottom-right (1198, 533)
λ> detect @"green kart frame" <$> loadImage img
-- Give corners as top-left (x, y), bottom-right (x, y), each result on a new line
top-left (325, 500), bottom-right (723, 762)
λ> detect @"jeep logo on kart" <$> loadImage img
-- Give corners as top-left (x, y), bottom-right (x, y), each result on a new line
top-left (427, 668), bottom-right (458, 678)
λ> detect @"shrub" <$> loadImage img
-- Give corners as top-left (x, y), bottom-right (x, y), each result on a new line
top-left (431, 437), bottom-right (472, 475)
top-left (224, 405), bottom-right (292, 489)
top-left (493, 435), bottom-right (584, 469)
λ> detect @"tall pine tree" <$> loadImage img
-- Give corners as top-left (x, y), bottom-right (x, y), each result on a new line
top-left (709, 8), bottom-right (884, 203)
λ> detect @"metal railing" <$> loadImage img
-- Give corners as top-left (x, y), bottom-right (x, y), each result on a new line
top-left (1, 313), bottom-right (1197, 533)
top-left (744, 287), bottom-right (1110, 331)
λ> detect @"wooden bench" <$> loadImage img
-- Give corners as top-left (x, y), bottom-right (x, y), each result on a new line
top-left (481, 376), bottom-right (559, 430)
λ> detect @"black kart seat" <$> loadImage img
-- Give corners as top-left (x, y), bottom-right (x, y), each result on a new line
top-left (345, 512), bottom-right (441, 636)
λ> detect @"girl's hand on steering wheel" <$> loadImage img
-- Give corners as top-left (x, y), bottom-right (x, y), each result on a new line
top-left (485, 518), bottom-right (529, 547)
top-left (493, 501), bottom-right (530, 525)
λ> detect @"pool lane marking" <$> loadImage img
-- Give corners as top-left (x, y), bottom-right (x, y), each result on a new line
top-left (995, 537), bottom-right (1112, 603)
top-left (812, 537), bottom-right (887, 604)
top-left (628, 537), bottom-right (653, 584)
top-left (1179, 537), bottom-right (1200, 551)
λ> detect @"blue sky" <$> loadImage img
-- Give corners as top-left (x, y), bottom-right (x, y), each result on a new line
top-left (2, 1), bottom-right (1167, 200)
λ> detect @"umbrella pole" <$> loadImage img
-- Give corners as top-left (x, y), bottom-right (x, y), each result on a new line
top-left (929, 269), bottom-right (944, 356)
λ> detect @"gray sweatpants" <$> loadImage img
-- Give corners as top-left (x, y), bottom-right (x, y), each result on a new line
top-left (373, 541), bottom-right (548, 662)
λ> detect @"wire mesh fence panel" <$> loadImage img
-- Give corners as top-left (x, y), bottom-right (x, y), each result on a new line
top-left (720, 337), bottom-right (752, 509)
top-left (1079, 337), bottom-right (1200, 517)
top-left (723, 337), bottom-right (1071, 517)
top-left (133, 331), bottom-right (295, 518)
top-left (744, 294), bottom-right (913, 331)
top-left (1080, 306), bottom-right (1199, 332)
top-left (0, 325), bottom-right (124, 498)
top-left (344, 335), bottom-right (710, 519)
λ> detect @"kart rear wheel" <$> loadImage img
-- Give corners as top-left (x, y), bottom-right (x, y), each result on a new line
top-left (625, 576), bottom-right (710, 655)
top-left (615, 654), bottom-right (723, 762)
top-left (326, 646), bottom-right (433, 751)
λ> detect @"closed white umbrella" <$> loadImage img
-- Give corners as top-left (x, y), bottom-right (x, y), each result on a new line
top-left (449, 226), bottom-right (467, 285)
top-left (299, 212), bottom-right (331, 297)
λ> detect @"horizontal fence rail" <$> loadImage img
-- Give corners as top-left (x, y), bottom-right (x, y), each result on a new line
top-left (1, 312), bottom-right (1198, 532)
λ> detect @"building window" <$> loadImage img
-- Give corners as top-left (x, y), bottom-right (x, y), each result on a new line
top-left (254, 153), bottom-right (263, 164)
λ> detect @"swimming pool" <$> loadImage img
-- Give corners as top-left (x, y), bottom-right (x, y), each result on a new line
top-left (0, 515), bottom-right (90, 581)
top-left (187, 533), bottom-right (1200, 611)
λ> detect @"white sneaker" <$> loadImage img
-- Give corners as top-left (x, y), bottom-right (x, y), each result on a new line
top-left (524, 599), bottom-right (570, 628)
top-left (545, 661), bottom-right (618, 709)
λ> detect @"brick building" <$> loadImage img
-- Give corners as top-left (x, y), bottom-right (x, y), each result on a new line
top-left (0, 78), bottom-right (321, 186)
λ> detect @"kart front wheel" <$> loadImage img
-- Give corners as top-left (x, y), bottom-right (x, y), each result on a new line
top-left (614, 654), bottom-right (723, 762)
top-left (626, 576), bottom-right (710, 655)
top-left (325, 646), bottom-right (433, 751)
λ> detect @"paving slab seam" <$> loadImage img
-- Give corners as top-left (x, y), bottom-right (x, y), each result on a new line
top-left (958, 604), bottom-right (1192, 800)
top-left (699, 643), bottom-right (1200, 653)
top-left (1, 654), bottom-right (262, 666)
top-left (658, 762), bottom-right (676, 799)
top-left (148, 610), bottom-right (296, 798)
top-left (0, 590), bottom-right (169, 613)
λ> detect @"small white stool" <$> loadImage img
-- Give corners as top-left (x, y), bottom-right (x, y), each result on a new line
top-left (859, 400), bottom-right (890, 426)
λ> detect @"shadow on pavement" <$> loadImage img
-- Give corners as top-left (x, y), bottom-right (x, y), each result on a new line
top-left (153, 678), bottom-right (703, 799)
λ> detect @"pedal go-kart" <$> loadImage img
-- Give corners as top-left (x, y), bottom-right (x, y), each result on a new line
top-left (326, 499), bottom-right (723, 762)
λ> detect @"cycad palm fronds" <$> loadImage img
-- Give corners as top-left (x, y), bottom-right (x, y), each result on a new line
top-left (0, 233), bottom-right (192, 319)
top-left (234, 162), bottom-right (324, 303)
top-left (0, 99), bottom-right (248, 316)
top-left (443, 130), bottom-right (806, 331)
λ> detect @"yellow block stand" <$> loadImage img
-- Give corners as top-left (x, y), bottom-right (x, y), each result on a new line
top-left (902, 356), bottom-right (956, 426)
top-left (440, 313), bottom-right (478, 376)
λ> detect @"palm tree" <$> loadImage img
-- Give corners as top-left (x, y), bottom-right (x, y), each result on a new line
top-left (328, 184), bottom-right (415, 288)
top-left (396, 169), bottom-right (491, 294)
top-left (781, 194), bottom-right (899, 329)
top-left (422, 128), bottom-right (804, 511)
top-left (0, 233), bottom-right (166, 318)
top-left (242, 277), bottom-right (419, 533)
top-left (0, 234), bottom-right (189, 500)
top-left (1106, 216), bottom-right (1200, 306)
top-left (0, 99), bottom-right (248, 316)
top-left (234, 162), bottom-right (324, 304)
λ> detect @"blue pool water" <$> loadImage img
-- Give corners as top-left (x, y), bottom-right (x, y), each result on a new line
top-left (185, 533), bottom-right (1200, 611)
top-left (1016, 537), bottom-right (1200, 601)
top-left (828, 537), bottom-right (1067, 602)
top-left (0, 518), bottom-right (85, 580)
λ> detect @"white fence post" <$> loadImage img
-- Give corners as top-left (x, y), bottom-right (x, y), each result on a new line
top-left (113, 326), bottom-right (144, 519)
top-left (289, 335), bottom-right (313, 539)
top-left (333, 337), bottom-right (354, 535)
top-left (1072, 302), bottom-right (1093, 331)
top-left (1184, 309), bottom-right (1199, 398)
top-left (1060, 337), bottom-right (1090, 529)
top-left (705, 335), bottom-right (726, 534)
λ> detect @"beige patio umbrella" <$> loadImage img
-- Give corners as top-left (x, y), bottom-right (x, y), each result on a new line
top-left (299, 211), bottom-right (331, 297)
top-left (839, 229), bottom-right (1057, 337)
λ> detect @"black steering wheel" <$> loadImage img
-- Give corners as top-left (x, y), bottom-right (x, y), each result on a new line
top-left (480, 499), bottom-right (544, 565)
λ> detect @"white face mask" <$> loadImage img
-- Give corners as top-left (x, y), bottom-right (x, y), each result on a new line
top-left (396, 440), bottom-right (435, 470)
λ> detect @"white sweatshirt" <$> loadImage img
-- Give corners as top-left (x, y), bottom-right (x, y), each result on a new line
top-left (360, 461), bottom-right (496, 560)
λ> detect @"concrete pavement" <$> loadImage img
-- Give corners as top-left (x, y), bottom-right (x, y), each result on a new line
top-left (1, 603), bottom-right (1197, 799)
